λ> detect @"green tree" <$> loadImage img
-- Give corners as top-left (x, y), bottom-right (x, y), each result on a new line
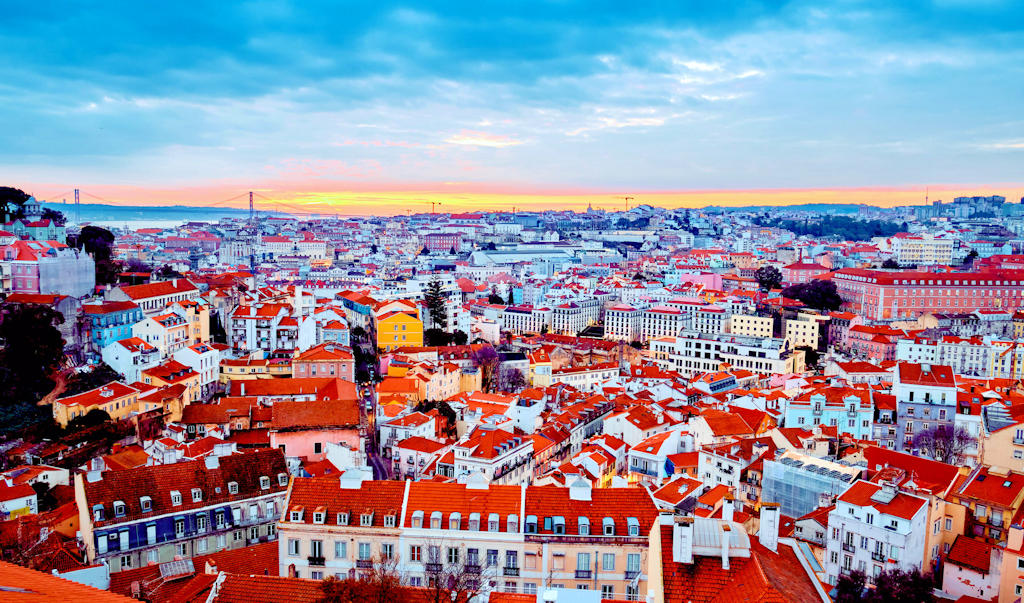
top-left (424, 328), bottom-right (454, 347)
top-left (833, 570), bottom-right (866, 603)
top-left (40, 207), bottom-right (67, 226)
top-left (73, 225), bottom-right (119, 285)
top-left (423, 278), bottom-right (448, 330)
top-left (755, 265), bottom-right (783, 291)
top-left (62, 363), bottom-right (122, 397)
top-left (452, 330), bottom-right (468, 346)
top-left (881, 258), bottom-right (900, 269)
top-left (869, 568), bottom-right (935, 602)
top-left (0, 302), bottom-right (64, 405)
top-left (0, 186), bottom-right (31, 220)
top-left (781, 280), bottom-right (843, 312)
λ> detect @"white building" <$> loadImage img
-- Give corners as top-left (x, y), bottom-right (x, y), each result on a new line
top-left (101, 337), bottom-right (161, 384)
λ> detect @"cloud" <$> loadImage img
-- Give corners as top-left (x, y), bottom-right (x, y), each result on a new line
top-left (444, 130), bottom-right (524, 148)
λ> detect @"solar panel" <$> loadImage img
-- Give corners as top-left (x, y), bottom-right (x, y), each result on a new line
top-left (159, 559), bottom-right (195, 579)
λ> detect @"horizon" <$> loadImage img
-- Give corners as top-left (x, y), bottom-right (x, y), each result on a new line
top-left (2, 2), bottom-right (1022, 215)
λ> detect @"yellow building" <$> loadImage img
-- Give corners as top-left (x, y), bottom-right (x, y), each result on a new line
top-left (142, 359), bottom-right (203, 403)
top-left (375, 300), bottom-right (423, 351)
top-left (784, 318), bottom-right (819, 349)
top-left (170, 299), bottom-right (210, 344)
top-left (52, 382), bottom-right (140, 428)
top-left (728, 314), bottom-right (774, 338)
top-left (528, 348), bottom-right (552, 387)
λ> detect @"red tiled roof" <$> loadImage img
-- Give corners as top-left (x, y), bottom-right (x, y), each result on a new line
top-left (55, 381), bottom-right (137, 410)
top-left (286, 477), bottom-right (405, 528)
top-left (897, 362), bottom-right (956, 387)
top-left (0, 559), bottom-right (135, 601)
top-left (946, 535), bottom-right (994, 574)
top-left (837, 480), bottom-right (927, 520)
top-left (210, 575), bottom-right (322, 603)
top-left (958, 467), bottom-right (1024, 507)
top-left (271, 400), bottom-right (359, 431)
top-left (117, 279), bottom-right (197, 300)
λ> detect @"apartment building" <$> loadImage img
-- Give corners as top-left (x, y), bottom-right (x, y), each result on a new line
top-left (605, 303), bottom-right (641, 342)
top-left (893, 362), bottom-right (957, 455)
top-left (891, 235), bottom-right (954, 266)
top-left (132, 312), bottom-right (190, 358)
top-left (551, 362), bottom-right (619, 392)
top-left (75, 448), bottom-right (288, 573)
top-left (107, 279), bottom-right (200, 317)
top-left (832, 268), bottom-right (1024, 322)
top-left (639, 306), bottom-right (688, 341)
top-left (650, 330), bottom-right (804, 378)
top-left (824, 480), bottom-right (928, 586)
top-left (728, 314), bottom-right (774, 338)
top-left (453, 427), bottom-right (534, 486)
top-left (501, 305), bottom-right (552, 335)
top-left (278, 473), bottom-right (658, 599)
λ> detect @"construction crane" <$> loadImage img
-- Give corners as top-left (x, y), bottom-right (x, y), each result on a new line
top-left (431, 201), bottom-right (442, 214)
top-left (621, 196), bottom-right (634, 211)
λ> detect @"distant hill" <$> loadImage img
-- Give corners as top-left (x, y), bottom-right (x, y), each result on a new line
top-left (711, 203), bottom-right (869, 214)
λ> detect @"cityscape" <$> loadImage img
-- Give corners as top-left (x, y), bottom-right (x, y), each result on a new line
top-left (1, 2), bottom-right (1024, 603)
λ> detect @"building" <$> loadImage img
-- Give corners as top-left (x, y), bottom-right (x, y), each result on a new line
top-left (75, 448), bottom-right (289, 573)
top-left (107, 279), bottom-right (200, 317)
top-left (1, 240), bottom-right (94, 297)
top-left (784, 387), bottom-right (873, 439)
top-left (501, 305), bottom-right (552, 335)
top-left (375, 300), bottom-right (424, 351)
top-left (292, 343), bottom-right (355, 382)
top-left (82, 301), bottom-right (144, 353)
top-left (52, 382), bottom-right (140, 428)
top-left (832, 268), bottom-right (1024, 322)
top-left (277, 473), bottom-right (659, 599)
top-left (893, 362), bottom-right (957, 456)
top-left (102, 337), bottom-right (161, 385)
top-left (132, 312), bottom-right (190, 358)
top-left (650, 330), bottom-right (804, 379)
top-left (550, 362), bottom-right (618, 392)
top-left (640, 306), bottom-right (688, 341)
top-left (728, 314), bottom-right (773, 338)
top-left (605, 303), bottom-right (641, 342)
top-left (891, 235), bottom-right (954, 266)
top-left (453, 427), bottom-right (534, 486)
top-left (761, 450), bottom-right (861, 518)
top-left (268, 400), bottom-right (361, 462)
top-left (824, 480), bottom-right (928, 587)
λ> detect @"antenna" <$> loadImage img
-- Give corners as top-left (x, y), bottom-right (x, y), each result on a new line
top-left (74, 188), bottom-right (80, 224)
top-left (249, 191), bottom-right (254, 224)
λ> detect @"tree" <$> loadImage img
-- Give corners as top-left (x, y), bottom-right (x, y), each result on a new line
top-left (449, 246), bottom-right (456, 255)
top-left (62, 363), bottom-right (122, 397)
top-left (155, 264), bottom-right (183, 280)
top-left (755, 265), bottom-right (783, 291)
top-left (912, 425), bottom-right (974, 465)
top-left (123, 258), bottom-right (152, 273)
top-left (870, 567), bottom-right (935, 602)
top-left (0, 302), bottom-right (64, 406)
top-left (781, 280), bottom-right (843, 312)
top-left (40, 207), bottom-right (67, 226)
top-left (424, 328), bottom-right (454, 347)
top-left (210, 312), bottom-right (228, 344)
top-left (66, 408), bottom-right (112, 431)
top-left (796, 345), bottom-right (820, 368)
top-left (318, 555), bottom-right (403, 603)
top-left (73, 225), bottom-right (119, 285)
top-left (881, 258), bottom-right (900, 269)
top-left (452, 330), bottom-right (468, 346)
top-left (370, 244), bottom-right (378, 254)
top-left (487, 291), bottom-right (505, 304)
top-left (423, 278), bottom-right (448, 330)
top-left (0, 186), bottom-right (31, 220)
top-left (497, 367), bottom-right (528, 393)
top-left (414, 400), bottom-right (458, 438)
top-left (834, 569), bottom-right (867, 603)
top-left (506, 291), bottom-right (515, 306)
top-left (470, 345), bottom-right (501, 392)
top-left (420, 538), bottom-right (490, 603)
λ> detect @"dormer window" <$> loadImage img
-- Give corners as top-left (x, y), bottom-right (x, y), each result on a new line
top-left (93, 504), bottom-right (105, 522)
top-left (449, 512), bottom-right (461, 531)
top-left (360, 512), bottom-right (374, 526)
top-left (578, 517), bottom-right (590, 536)
top-left (488, 513), bottom-right (500, 532)
top-left (140, 496), bottom-right (152, 513)
top-left (337, 511), bottom-right (350, 526)
top-left (384, 514), bottom-right (396, 527)
top-left (552, 516), bottom-right (565, 535)
top-left (430, 511), bottom-right (442, 529)
top-left (469, 512), bottom-right (480, 531)
top-left (191, 488), bottom-right (202, 502)
top-left (228, 481), bottom-right (238, 495)
top-left (313, 509), bottom-right (326, 524)
top-left (277, 472), bottom-right (288, 486)
top-left (259, 476), bottom-right (270, 490)
top-left (525, 515), bottom-right (538, 534)
top-left (171, 491), bottom-right (182, 506)
top-left (113, 500), bottom-right (126, 517)
top-left (411, 510), bottom-right (423, 528)
top-left (603, 517), bottom-right (615, 536)
top-left (289, 507), bottom-right (304, 522)
top-left (508, 514), bottom-right (518, 533)
top-left (627, 517), bottom-right (640, 537)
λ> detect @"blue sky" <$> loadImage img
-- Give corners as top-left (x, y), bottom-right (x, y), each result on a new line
top-left (1, 1), bottom-right (1022, 209)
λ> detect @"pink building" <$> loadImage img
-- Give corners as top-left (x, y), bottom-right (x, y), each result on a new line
top-left (268, 399), bottom-right (361, 461)
top-left (292, 342), bottom-right (355, 381)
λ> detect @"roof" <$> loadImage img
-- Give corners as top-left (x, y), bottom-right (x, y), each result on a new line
top-left (55, 381), bottom-right (137, 410)
top-left (271, 400), bottom-right (359, 431)
top-left (209, 575), bottom-right (323, 603)
top-left (0, 559), bottom-right (134, 601)
top-left (897, 362), bottom-right (956, 387)
top-left (958, 467), bottom-right (1024, 507)
top-left (81, 449), bottom-right (288, 527)
top-left (285, 477), bottom-right (406, 528)
top-left (117, 279), bottom-right (197, 300)
top-left (837, 480), bottom-right (927, 520)
top-left (946, 535), bottom-right (994, 574)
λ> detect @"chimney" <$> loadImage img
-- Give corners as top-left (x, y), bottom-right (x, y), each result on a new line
top-left (204, 455), bottom-right (220, 470)
top-left (240, 381), bottom-right (245, 397)
top-left (722, 494), bottom-right (734, 522)
top-left (921, 363), bottom-right (931, 375)
top-left (86, 470), bottom-right (103, 483)
top-left (569, 477), bottom-right (592, 501)
top-left (672, 516), bottom-right (694, 564)
top-left (759, 503), bottom-right (780, 553)
top-left (721, 523), bottom-right (732, 570)
top-left (172, 278), bottom-right (178, 287)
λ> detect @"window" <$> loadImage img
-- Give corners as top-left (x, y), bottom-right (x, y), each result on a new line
top-left (228, 481), bottom-right (238, 495)
top-left (626, 553), bottom-right (640, 574)
top-left (627, 517), bottom-right (640, 537)
top-left (577, 552), bottom-right (591, 571)
top-left (603, 517), bottom-right (615, 536)
top-left (314, 442), bottom-right (323, 454)
top-left (290, 508), bottom-right (304, 522)
top-left (140, 496), bottom-right (152, 513)
top-left (410, 545), bottom-right (422, 562)
top-left (175, 518), bottom-right (185, 538)
top-left (121, 555), bottom-right (133, 569)
top-left (288, 539), bottom-right (300, 556)
top-left (260, 476), bottom-right (270, 489)
top-left (602, 585), bottom-right (614, 598)
top-left (278, 473), bottom-right (288, 486)
top-left (171, 491), bottom-right (182, 506)
top-left (191, 488), bottom-right (202, 502)
top-left (337, 512), bottom-right (350, 526)
top-left (602, 553), bottom-right (615, 571)
top-left (506, 551), bottom-right (518, 569)
top-left (114, 500), bottom-right (126, 517)
top-left (504, 582), bottom-right (517, 593)
top-left (384, 514), bottom-right (396, 527)
top-left (507, 514), bottom-right (518, 533)
top-left (487, 549), bottom-right (499, 567)
top-left (360, 512), bottom-right (374, 526)
top-left (197, 514), bottom-right (208, 533)
top-left (488, 513), bottom-right (500, 531)
top-left (450, 512), bottom-right (461, 531)
top-left (431, 511), bottom-right (442, 529)
top-left (215, 510), bottom-right (225, 529)
top-left (335, 541), bottom-right (347, 559)
top-left (447, 547), bottom-right (460, 564)
top-left (411, 510), bottom-right (423, 528)
top-left (382, 543), bottom-right (394, 559)
top-left (945, 518), bottom-right (953, 531)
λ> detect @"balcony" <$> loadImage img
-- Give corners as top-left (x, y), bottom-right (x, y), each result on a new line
top-left (425, 562), bottom-right (443, 573)
top-left (308, 556), bottom-right (326, 566)
top-left (625, 570), bottom-right (640, 580)
top-left (356, 559), bottom-right (374, 569)
top-left (871, 551), bottom-right (886, 562)
top-left (842, 542), bottom-right (856, 553)
top-left (464, 564), bottom-right (481, 575)
top-left (575, 570), bottom-right (592, 579)
top-left (503, 566), bottom-right (520, 577)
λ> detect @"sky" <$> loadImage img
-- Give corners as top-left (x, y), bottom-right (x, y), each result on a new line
top-left (1, 1), bottom-right (1023, 215)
